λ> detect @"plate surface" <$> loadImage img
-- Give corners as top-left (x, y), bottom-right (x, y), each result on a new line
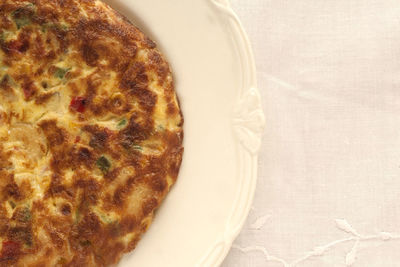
top-left (101, 0), bottom-right (265, 266)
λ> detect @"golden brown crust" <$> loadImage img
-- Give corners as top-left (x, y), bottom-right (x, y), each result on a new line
top-left (0, 0), bottom-right (183, 266)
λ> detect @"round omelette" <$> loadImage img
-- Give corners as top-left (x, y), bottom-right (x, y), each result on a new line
top-left (0, 0), bottom-right (184, 266)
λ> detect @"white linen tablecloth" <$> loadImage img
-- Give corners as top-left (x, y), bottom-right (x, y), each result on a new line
top-left (223, 1), bottom-right (400, 266)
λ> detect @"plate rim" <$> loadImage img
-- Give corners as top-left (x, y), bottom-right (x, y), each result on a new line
top-left (197, 1), bottom-right (265, 266)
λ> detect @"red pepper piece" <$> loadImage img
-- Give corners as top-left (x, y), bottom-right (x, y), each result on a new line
top-left (7, 39), bottom-right (29, 53)
top-left (23, 85), bottom-right (35, 100)
top-left (70, 97), bottom-right (86, 113)
top-left (1, 240), bottom-right (20, 259)
top-left (22, 80), bottom-right (36, 100)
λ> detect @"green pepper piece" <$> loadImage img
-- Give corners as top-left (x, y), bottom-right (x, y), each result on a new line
top-left (21, 207), bottom-right (31, 222)
top-left (96, 156), bottom-right (111, 174)
top-left (14, 16), bottom-right (30, 29)
top-left (117, 118), bottom-right (127, 129)
top-left (132, 145), bottom-right (143, 151)
top-left (54, 67), bottom-right (71, 79)
top-left (12, 5), bottom-right (34, 29)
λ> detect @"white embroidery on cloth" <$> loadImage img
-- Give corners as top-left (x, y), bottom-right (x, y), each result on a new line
top-left (233, 219), bottom-right (400, 266)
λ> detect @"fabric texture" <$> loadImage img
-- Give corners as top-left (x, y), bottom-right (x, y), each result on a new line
top-left (223, 1), bottom-right (400, 266)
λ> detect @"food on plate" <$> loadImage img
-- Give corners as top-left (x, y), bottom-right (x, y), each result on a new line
top-left (0, 0), bottom-right (183, 265)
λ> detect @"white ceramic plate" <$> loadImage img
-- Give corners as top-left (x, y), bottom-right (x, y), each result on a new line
top-left (102, 0), bottom-right (265, 266)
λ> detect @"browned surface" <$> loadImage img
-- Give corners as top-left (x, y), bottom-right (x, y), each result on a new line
top-left (0, 0), bottom-right (183, 266)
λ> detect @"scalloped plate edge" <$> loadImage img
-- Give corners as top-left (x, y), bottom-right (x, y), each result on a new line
top-left (197, 1), bottom-right (265, 267)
